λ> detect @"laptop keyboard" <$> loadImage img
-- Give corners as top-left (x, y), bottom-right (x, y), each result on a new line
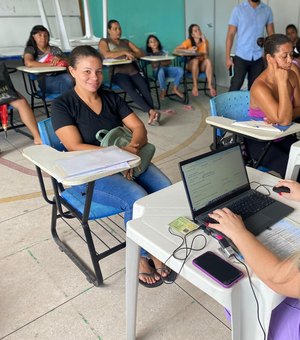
top-left (227, 191), bottom-right (274, 219)
top-left (203, 191), bottom-right (274, 223)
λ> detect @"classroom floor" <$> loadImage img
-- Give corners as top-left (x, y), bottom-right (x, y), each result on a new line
top-left (0, 75), bottom-right (232, 339)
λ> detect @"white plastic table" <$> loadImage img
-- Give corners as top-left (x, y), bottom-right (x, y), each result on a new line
top-left (126, 167), bottom-right (300, 340)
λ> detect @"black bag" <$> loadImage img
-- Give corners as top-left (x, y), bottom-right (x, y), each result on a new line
top-left (0, 63), bottom-right (19, 105)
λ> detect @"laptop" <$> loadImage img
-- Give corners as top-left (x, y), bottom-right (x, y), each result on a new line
top-left (179, 143), bottom-right (294, 236)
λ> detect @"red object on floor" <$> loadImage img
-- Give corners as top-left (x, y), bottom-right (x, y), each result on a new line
top-left (0, 104), bottom-right (8, 131)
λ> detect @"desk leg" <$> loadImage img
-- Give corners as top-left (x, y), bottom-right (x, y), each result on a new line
top-left (231, 280), bottom-right (273, 340)
top-left (126, 237), bottom-right (140, 340)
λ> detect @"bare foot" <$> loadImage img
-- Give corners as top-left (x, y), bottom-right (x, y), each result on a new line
top-left (148, 109), bottom-right (160, 125)
top-left (192, 86), bottom-right (198, 97)
top-left (34, 137), bottom-right (42, 145)
top-left (149, 255), bottom-right (171, 279)
top-left (160, 89), bottom-right (167, 100)
top-left (173, 87), bottom-right (184, 99)
top-left (209, 87), bottom-right (217, 97)
top-left (139, 257), bottom-right (161, 285)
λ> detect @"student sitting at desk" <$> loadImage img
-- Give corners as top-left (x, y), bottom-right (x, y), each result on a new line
top-left (145, 34), bottom-right (184, 100)
top-left (99, 20), bottom-right (160, 126)
top-left (248, 34), bottom-right (300, 178)
top-left (176, 24), bottom-right (216, 98)
top-left (208, 179), bottom-right (300, 340)
top-left (51, 45), bottom-right (173, 288)
top-left (23, 25), bottom-right (73, 95)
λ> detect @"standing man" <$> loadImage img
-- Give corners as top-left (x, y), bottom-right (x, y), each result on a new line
top-left (226, 0), bottom-right (274, 91)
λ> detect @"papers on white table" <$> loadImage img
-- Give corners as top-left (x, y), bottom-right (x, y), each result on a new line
top-left (232, 120), bottom-right (283, 132)
top-left (258, 218), bottom-right (300, 259)
top-left (53, 146), bottom-right (136, 181)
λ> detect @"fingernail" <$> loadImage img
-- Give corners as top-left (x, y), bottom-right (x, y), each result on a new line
top-left (205, 222), bottom-right (209, 226)
top-left (279, 192), bottom-right (282, 196)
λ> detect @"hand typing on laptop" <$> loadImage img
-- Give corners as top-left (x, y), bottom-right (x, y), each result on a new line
top-left (206, 179), bottom-right (300, 299)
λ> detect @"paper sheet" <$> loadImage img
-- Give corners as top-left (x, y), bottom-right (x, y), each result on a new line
top-left (53, 146), bottom-right (136, 180)
top-left (257, 218), bottom-right (300, 259)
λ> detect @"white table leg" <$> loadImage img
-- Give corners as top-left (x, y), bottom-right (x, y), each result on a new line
top-left (126, 237), bottom-right (140, 340)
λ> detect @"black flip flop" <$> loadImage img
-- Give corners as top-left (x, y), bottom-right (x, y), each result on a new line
top-left (138, 271), bottom-right (163, 288)
top-left (148, 259), bottom-right (178, 284)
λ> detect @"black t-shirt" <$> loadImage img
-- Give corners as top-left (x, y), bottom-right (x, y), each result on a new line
top-left (51, 88), bottom-right (132, 145)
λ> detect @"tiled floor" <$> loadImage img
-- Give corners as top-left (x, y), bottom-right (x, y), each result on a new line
top-left (0, 86), bottom-right (232, 339)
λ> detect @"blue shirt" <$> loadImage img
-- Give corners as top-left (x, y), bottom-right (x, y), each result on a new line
top-left (229, 1), bottom-right (273, 61)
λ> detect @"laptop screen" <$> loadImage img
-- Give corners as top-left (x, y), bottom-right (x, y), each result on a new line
top-left (179, 144), bottom-right (250, 218)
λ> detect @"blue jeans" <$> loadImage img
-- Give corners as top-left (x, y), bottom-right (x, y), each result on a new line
top-left (85, 164), bottom-right (171, 257)
top-left (154, 66), bottom-right (184, 89)
top-left (39, 73), bottom-right (74, 95)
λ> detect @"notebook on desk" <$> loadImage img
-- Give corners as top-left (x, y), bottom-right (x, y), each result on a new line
top-left (179, 144), bottom-right (294, 236)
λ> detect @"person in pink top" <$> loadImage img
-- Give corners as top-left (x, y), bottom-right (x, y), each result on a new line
top-left (176, 24), bottom-right (216, 97)
top-left (246, 34), bottom-right (300, 177)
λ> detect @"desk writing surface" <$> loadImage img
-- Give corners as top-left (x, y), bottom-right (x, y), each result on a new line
top-left (140, 55), bottom-right (175, 62)
top-left (102, 58), bottom-right (132, 66)
top-left (172, 49), bottom-right (201, 57)
top-left (206, 116), bottom-right (300, 141)
top-left (16, 65), bottom-right (66, 74)
top-left (22, 145), bottom-right (140, 186)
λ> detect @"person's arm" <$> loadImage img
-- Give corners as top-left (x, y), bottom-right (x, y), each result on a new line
top-left (23, 52), bottom-right (54, 68)
top-left (266, 22), bottom-right (275, 36)
top-left (274, 179), bottom-right (300, 201)
top-left (98, 39), bottom-right (136, 60)
top-left (225, 25), bottom-right (236, 70)
top-left (289, 68), bottom-right (300, 119)
top-left (128, 41), bottom-right (144, 58)
top-left (121, 113), bottom-right (147, 155)
top-left (250, 60), bottom-right (293, 125)
top-left (208, 208), bottom-right (300, 297)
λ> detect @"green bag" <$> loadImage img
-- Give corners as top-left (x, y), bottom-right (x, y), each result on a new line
top-left (95, 126), bottom-right (155, 177)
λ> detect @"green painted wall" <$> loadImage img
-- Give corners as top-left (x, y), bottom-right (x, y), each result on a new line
top-left (90, 0), bottom-right (185, 52)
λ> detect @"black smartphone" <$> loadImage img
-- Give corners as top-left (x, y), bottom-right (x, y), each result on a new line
top-left (192, 251), bottom-right (244, 288)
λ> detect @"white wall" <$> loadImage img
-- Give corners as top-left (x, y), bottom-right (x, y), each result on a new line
top-left (0, 0), bottom-right (82, 48)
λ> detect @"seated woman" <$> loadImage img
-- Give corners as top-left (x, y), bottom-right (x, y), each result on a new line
top-left (9, 95), bottom-right (41, 144)
top-left (208, 179), bottom-right (300, 340)
top-left (248, 34), bottom-right (300, 177)
top-left (23, 25), bottom-right (73, 95)
top-left (176, 24), bottom-right (216, 97)
top-left (99, 20), bottom-right (160, 125)
top-left (51, 45), bottom-right (173, 288)
top-left (146, 34), bottom-right (184, 100)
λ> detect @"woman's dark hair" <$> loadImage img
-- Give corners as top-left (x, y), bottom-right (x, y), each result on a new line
top-left (146, 35), bottom-right (163, 53)
top-left (69, 45), bottom-right (102, 68)
top-left (25, 25), bottom-right (50, 56)
top-left (286, 24), bottom-right (298, 34)
top-left (188, 24), bottom-right (200, 47)
top-left (294, 39), bottom-right (300, 58)
top-left (107, 19), bottom-right (120, 30)
top-left (263, 34), bottom-right (292, 57)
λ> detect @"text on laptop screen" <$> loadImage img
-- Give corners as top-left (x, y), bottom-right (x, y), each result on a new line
top-left (181, 146), bottom-right (249, 212)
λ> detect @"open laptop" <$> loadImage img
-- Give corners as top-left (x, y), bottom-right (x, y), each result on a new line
top-left (179, 143), bottom-right (294, 236)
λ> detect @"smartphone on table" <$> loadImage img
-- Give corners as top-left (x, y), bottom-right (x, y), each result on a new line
top-left (192, 251), bottom-right (244, 288)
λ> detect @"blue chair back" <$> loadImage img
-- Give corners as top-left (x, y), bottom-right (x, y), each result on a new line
top-left (38, 118), bottom-right (67, 151)
top-left (210, 91), bottom-right (250, 137)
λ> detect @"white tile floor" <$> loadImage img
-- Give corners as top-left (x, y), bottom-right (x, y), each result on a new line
top-left (0, 86), bottom-right (232, 339)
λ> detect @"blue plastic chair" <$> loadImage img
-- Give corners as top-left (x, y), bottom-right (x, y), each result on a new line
top-left (210, 90), bottom-right (250, 141)
top-left (21, 72), bottom-right (61, 117)
top-left (179, 56), bottom-right (217, 104)
top-left (36, 118), bottom-right (125, 286)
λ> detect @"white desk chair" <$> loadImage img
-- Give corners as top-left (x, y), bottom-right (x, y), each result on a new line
top-left (285, 140), bottom-right (300, 180)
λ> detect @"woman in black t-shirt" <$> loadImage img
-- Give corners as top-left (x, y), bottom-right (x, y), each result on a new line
top-left (51, 45), bottom-right (174, 288)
